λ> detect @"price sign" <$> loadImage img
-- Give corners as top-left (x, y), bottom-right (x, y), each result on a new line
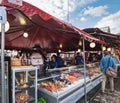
top-left (8, 0), bottom-right (22, 6)
top-left (0, 7), bottom-right (6, 23)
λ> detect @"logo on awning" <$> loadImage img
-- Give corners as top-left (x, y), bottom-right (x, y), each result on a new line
top-left (8, 0), bottom-right (22, 6)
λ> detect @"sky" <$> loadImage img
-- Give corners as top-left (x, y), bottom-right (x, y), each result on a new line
top-left (23, 0), bottom-right (120, 34)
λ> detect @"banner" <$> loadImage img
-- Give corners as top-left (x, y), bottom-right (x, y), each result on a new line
top-left (8, 0), bottom-right (22, 6)
top-left (0, 0), bottom-right (3, 4)
top-left (0, 7), bottom-right (6, 23)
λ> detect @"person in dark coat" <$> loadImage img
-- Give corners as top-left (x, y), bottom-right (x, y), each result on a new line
top-left (56, 53), bottom-right (64, 67)
top-left (50, 55), bottom-right (58, 69)
top-left (75, 52), bottom-right (83, 65)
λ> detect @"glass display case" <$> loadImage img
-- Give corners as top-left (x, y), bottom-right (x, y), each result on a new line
top-left (11, 66), bottom-right (38, 103)
top-left (0, 56), bottom-right (11, 103)
top-left (37, 62), bottom-right (102, 103)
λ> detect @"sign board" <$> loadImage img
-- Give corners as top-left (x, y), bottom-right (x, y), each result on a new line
top-left (0, 0), bottom-right (3, 4)
top-left (0, 7), bottom-right (6, 23)
top-left (8, 0), bottom-right (22, 6)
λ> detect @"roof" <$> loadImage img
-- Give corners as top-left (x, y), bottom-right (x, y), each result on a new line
top-left (0, 0), bottom-right (106, 52)
top-left (83, 28), bottom-right (120, 48)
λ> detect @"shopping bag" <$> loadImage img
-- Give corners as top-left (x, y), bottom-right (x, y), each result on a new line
top-left (106, 67), bottom-right (117, 78)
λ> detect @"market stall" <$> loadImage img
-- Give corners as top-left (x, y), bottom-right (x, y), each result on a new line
top-left (0, 1), bottom-right (107, 103)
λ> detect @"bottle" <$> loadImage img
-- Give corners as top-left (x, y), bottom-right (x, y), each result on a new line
top-left (21, 53), bottom-right (27, 66)
top-left (27, 53), bottom-right (31, 66)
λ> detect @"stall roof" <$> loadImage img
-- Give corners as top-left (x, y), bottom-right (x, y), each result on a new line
top-left (83, 28), bottom-right (120, 48)
top-left (0, 0), bottom-right (106, 52)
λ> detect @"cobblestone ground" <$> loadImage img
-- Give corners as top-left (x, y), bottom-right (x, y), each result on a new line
top-left (90, 78), bottom-right (120, 103)
top-left (77, 77), bottom-right (120, 103)
top-left (91, 89), bottom-right (120, 103)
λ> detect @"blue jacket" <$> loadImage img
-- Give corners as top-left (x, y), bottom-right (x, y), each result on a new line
top-left (50, 61), bottom-right (58, 69)
top-left (75, 55), bottom-right (83, 65)
top-left (56, 56), bottom-right (63, 67)
top-left (100, 55), bottom-right (116, 74)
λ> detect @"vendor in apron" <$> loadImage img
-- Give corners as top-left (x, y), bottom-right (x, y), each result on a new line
top-left (30, 45), bottom-right (44, 78)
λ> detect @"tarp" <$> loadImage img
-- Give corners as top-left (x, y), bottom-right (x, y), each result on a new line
top-left (0, 0), bottom-right (106, 52)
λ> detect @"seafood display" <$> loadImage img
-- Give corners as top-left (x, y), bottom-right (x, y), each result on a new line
top-left (69, 71), bottom-right (83, 78)
top-left (39, 80), bottom-right (66, 92)
top-left (39, 67), bottom-right (101, 93)
top-left (61, 74), bottom-right (79, 83)
top-left (39, 73), bottom-right (80, 92)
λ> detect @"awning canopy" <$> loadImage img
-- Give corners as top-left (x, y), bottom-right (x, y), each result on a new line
top-left (0, 0), bottom-right (106, 52)
top-left (83, 28), bottom-right (120, 48)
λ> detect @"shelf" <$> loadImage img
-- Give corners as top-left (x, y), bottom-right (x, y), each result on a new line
top-left (12, 66), bottom-right (38, 103)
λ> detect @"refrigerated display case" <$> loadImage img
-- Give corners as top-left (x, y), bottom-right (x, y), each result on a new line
top-left (37, 62), bottom-right (102, 103)
top-left (11, 66), bottom-right (38, 103)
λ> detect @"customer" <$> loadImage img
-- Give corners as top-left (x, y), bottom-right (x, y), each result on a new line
top-left (100, 51), bottom-right (116, 93)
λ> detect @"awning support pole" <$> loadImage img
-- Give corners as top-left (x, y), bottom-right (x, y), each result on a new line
top-left (1, 23), bottom-right (5, 103)
top-left (83, 37), bottom-right (87, 103)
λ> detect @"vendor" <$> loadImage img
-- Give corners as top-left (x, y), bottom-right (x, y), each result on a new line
top-left (75, 52), bottom-right (83, 66)
top-left (30, 44), bottom-right (44, 78)
top-left (49, 55), bottom-right (58, 69)
top-left (56, 53), bottom-right (64, 68)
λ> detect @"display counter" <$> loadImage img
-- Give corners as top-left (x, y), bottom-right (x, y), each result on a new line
top-left (37, 62), bottom-right (102, 103)
top-left (11, 66), bottom-right (38, 103)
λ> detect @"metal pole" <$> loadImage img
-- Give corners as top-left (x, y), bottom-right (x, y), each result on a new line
top-left (1, 23), bottom-right (5, 103)
top-left (83, 38), bottom-right (87, 103)
top-left (101, 37), bottom-right (104, 57)
top-left (67, 0), bottom-right (69, 22)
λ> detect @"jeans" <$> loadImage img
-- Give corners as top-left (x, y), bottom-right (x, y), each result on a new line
top-left (102, 73), bottom-right (114, 92)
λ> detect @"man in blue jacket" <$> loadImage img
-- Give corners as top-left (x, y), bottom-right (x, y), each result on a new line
top-left (100, 51), bottom-right (116, 93)
top-left (75, 52), bottom-right (84, 65)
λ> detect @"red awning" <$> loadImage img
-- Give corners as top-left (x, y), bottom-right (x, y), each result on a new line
top-left (83, 28), bottom-right (120, 48)
top-left (0, 0), bottom-right (106, 52)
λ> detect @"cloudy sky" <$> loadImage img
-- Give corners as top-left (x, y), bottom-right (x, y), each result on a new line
top-left (23, 0), bottom-right (120, 34)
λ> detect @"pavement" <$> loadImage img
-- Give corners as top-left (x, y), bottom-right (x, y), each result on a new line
top-left (89, 78), bottom-right (120, 103)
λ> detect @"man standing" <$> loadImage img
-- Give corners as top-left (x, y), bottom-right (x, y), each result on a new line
top-left (75, 52), bottom-right (84, 65)
top-left (100, 51), bottom-right (116, 93)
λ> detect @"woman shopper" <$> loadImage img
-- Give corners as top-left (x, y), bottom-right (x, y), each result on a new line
top-left (100, 51), bottom-right (116, 93)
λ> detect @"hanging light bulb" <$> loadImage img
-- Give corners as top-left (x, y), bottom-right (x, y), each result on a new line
top-left (23, 32), bottom-right (28, 38)
top-left (90, 42), bottom-right (96, 48)
top-left (77, 49), bottom-right (81, 52)
top-left (58, 49), bottom-right (61, 53)
top-left (0, 21), bottom-right (10, 32)
top-left (59, 44), bottom-right (63, 48)
top-left (107, 47), bottom-right (111, 51)
top-left (102, 46), bottom-right (106, 51)
top-left (79, 40), bottom-right (82, 46)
